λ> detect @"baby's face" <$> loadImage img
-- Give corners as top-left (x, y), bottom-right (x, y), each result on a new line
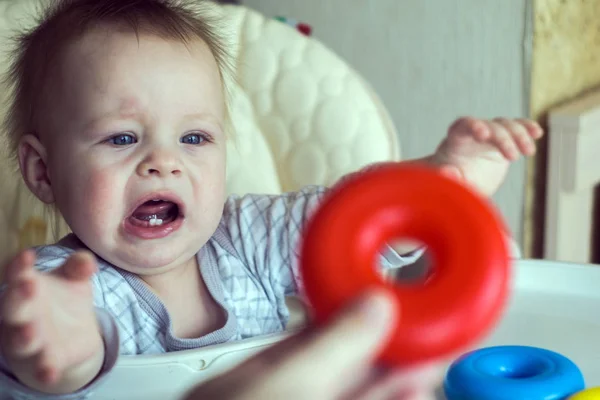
top-left (38, 28), bottom-right (227, 274)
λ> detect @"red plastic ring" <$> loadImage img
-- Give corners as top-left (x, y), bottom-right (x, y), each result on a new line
top-left (300, 163), bottom-right (511, 366)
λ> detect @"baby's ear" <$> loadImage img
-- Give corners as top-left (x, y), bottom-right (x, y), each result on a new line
top-left (18, 134), bottom-right (54, 204)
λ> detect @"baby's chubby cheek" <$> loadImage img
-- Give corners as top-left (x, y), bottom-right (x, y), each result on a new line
top-left (57, 165), bottom-right (126, 242)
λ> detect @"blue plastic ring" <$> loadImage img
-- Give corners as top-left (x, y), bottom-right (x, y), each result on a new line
top-left (444, 345), bottom-right (585, 400)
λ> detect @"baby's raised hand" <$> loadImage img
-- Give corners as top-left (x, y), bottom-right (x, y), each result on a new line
top-left (429, 117), bottom-right (543, 197)
top-left (0, 250), bottom-right (104, 394)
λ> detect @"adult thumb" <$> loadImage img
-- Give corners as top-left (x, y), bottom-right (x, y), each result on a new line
top-left (292, 289), bottom-right (399, 380)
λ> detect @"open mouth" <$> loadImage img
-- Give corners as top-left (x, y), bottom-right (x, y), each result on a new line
top-left (124, 195), bottom-right (185, 239)
top-left (128, 199), bottom-right (181, 227)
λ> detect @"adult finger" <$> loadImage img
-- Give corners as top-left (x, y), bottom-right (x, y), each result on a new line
top-left (271, 289), bottom-right (399, 398)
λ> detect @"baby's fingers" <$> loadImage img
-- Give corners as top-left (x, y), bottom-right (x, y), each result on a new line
top-left (0, 278), bottom-right (38, 324)
top-left (493, 118), bottom-right (536, 157)
top-left (3, 250), bottom-right (36, 283)
top-left (448, 117), bottom-right (490, 142)
top-left (35, 350), bottom-right (61, 385)
top-left (0, 322), bottom-right (43, 358)
top-left (516, 118), bottom-right (544, 139)
top-left (55, 252), bottom-right (97, 282)
top-left (472, 120), bottom-right (518, 160)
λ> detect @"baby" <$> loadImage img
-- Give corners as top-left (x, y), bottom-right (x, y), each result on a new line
top-left (0, 0), bottom-right (543, 398)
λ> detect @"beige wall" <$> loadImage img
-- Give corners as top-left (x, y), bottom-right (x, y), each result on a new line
top-left (244, 0), bottom-right (530, 243)
top-left (525, 0), bottom-right (600, 257)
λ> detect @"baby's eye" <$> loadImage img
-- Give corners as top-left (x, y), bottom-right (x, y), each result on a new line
top-left (180, 133), bottom-right (207, 145)
top-left (108, 134), bottom-right (136, 146)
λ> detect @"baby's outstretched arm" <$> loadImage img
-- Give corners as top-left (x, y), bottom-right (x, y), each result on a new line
top-left (0, 250), bottom-right (104, 394)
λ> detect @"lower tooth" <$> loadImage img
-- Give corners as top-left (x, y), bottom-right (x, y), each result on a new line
top-left (149, 218), bottom-right (164, 226)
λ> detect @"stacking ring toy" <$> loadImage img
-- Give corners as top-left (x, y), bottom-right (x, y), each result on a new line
top-left (299, 163), bottom-right (511, 366)
top-left (570, 388), bottom-right (600, 399)
top-left (444, 346), bottom-right (585, 399)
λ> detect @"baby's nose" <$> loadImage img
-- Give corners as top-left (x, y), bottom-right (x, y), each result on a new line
top-left (137, 151), bottom-right (182, 177)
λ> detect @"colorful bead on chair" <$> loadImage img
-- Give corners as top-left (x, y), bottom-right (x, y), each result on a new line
top-left (274, 16), bottom-right (312, 36)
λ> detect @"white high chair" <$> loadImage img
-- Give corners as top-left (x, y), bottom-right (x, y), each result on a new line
top-left (0, 2), bottom-right (401, 398)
